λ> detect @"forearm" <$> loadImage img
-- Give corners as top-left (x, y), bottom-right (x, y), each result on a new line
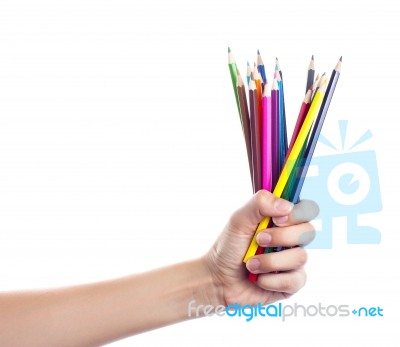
top-left (0, 257), bottom-right (221, 347)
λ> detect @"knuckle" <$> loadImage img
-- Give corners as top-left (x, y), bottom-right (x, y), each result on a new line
top-left (301, 270), bottom-right (307, 287)
top-left (295, 269), bottom-right (307, 291)
top-left (280, 276), bottom-right (294, 292)
top-left (282, 271), bottom-right (306, 293)
top-left (254, 189), bottom-right (272, 207)
top-left (259, 254), bottom-right (275, 272)
top-left (296, 248), bottom-right (308, 267)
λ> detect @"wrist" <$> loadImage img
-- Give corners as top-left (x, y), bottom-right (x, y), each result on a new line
top-left (188, 256), bottom-right (224, 312)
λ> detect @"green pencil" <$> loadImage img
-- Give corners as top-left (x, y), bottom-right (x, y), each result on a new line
top-left (228, 47), bottom-right (242, 127)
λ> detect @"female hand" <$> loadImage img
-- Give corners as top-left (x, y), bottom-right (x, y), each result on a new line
top-left (204, 190), bottom-right (319, 307)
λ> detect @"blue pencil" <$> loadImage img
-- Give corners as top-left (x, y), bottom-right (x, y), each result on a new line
top-left (276, 64), bottom-right (287, 172)
top-left (257, 50), bottom-right (267, 85)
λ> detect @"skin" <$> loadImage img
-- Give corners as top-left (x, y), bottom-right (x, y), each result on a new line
top-left (0, 190), bottom-right (318, 347)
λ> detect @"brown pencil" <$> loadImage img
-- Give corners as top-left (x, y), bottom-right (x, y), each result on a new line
top-left (249, 79), bottom-right (261, 192)
top-left (237, 72), bottom-right (254, 192)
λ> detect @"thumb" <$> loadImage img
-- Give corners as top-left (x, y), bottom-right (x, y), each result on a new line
top-left (228, 190), bottom-right (293, 235)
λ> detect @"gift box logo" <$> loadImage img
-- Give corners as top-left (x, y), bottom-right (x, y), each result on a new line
top-left (300, 120), bottom-right (382, 249)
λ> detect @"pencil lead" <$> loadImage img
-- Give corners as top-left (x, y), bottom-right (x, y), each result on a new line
top-left (247, 61), bottom-right (250, 67)
top-left (308, 55), bottom-right (315, 70)
top-left (228, 47), bottom-right (231, 53)
top-left (340, 56), bottom-right (342, 61)
top-left (257, 49), bottom-right (260, 55)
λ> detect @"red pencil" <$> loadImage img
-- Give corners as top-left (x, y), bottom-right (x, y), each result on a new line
top-left (253, 66), bottom-right (263, 192)
top-left (288, 89), bottom-right (312, 153)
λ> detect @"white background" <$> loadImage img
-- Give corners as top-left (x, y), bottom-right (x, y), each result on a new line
top-left (0, 0), bottom-right (399, 346)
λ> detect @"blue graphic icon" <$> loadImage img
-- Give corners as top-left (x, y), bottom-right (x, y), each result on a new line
top-left (300, 120), bottom-right (382, 248)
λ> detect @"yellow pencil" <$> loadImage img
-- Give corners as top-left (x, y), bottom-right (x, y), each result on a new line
top-left (243, 77), bottom-right (328, 263)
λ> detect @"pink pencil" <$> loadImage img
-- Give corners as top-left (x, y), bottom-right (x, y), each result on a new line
top-left (261, 83), bottom-right (272, 191)
top-left (249, 88), bottom-right (271, 284)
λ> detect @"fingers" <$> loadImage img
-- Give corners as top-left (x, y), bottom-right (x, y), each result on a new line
top-left (257, 268), bottom-right (307, 294)
top-left (255, 223), bottom-right (316, 248)
top-left (246, 247), bottom-right (308, 274)
top-left (228, 190), bottom-right (294, 235)
top-left (272, 199), bottom-right (319, 227)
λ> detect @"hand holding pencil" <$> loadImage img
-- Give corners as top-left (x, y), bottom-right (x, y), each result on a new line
top-left (205, 190), bottom-right (318, 305)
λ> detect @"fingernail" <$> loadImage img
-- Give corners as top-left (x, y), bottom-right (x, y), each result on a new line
top-left (273, 215), bottom-right (289, 224)
top-left (275, 198), bottom-right (293, 212)
top-left (246, 258), bottom-right (260, 272)
top-left (256, 232), bottom-right (272, 246)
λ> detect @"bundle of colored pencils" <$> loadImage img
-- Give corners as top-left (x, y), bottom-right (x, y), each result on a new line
top-left (228, 48), bottom-right (341, 282)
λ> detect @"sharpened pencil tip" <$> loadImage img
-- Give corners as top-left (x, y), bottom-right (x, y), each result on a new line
top-left (257, 49), bottom-right (260, 55)
top-left (340, 56), bottom-right (342, 61)
top-left (228, 47), bottom-right (231, 53)
top-left (312, 55), bottom-right (314, 60)
top-left (247, 61), bottom-right (250, 66)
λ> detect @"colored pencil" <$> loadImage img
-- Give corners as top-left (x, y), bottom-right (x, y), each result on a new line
top-left (249, 84), bottom-right (273, 280)
top-left (243, 81), bottom-right (328, 262)
top-left (257, 50), bottom-right (267, 85)
top-left (237, 72), bottom-right (254, 192)
top-left (277, 59), bottom-right (288, 160)
top-left (261, 83), bottom-right (272, 192)
top-left (253, 66), bottom-right (264, 191)
top-left (288, 89), bottom-right (313, 153)
top-left (271, 78), bottom-right (280, 189)
top-left (253, 66), bottom-right (263, 191)
top-left (276, 66), bottom-right (287, 172)
top-left (306, 55), bottom-right (315, 93)
top-left (290, 58), bottom-right (342, 203)
top-left (312, 72), bottom-right (325, 101)
top-left (249, 79), bottom-right (261, 193)
top-left (228, 48), bottom-right (242, 125)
